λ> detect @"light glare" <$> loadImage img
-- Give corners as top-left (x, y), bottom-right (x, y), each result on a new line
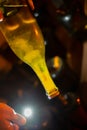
top-left (63, 15), bottom-right (71, 21)
top-left (23, 108), bottom-right (33, 118)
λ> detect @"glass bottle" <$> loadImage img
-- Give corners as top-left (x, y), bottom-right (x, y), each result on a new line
top-left (0, 2), bottom-right (67, 104)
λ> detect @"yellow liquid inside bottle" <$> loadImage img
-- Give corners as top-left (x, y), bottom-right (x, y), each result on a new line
top-left (0, 7), bottom-right (60, 99)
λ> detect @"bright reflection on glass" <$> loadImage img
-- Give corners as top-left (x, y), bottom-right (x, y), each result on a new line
top-left (23, 107), bottom-right (33, 118)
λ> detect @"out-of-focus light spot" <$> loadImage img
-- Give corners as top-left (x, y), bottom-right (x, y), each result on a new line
top-left (66, 52), bottom-right (71, 58)
top-left (52, 56), bottom-right (63, 72)
top-left (52, 73), bottom-right (56, 78)
top-left (17, 89), bottom-right (23, 97)
top-left (53, 56), bottom-right (60, 69)
top-left (0, 17), bottom-right (3, 22)
top-left (44, 40), bottom-right (47, 45)
top-left (42, 121), bottom-right (48, 127)
top-left (64, 94), bottom-right (68, 100)
top-left (34, 12), bottom-right (39, 17)
top-left (23, 107), bottom-right (33, 118)
top-left (76, 98), bottom-right (80, 104)
top-left (56, 9), bottom-right (65, 14)
top-left (63, 15), bottom-right (71, 22)
top-left (84, 24), bottom-right (87, 29)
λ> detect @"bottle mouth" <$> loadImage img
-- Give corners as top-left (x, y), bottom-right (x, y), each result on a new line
top-left (46, 89), bottom-right (60, 100)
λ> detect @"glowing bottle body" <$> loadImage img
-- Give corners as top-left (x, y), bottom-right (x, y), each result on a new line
top-left (0, 7), bottom-right (59, 99)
